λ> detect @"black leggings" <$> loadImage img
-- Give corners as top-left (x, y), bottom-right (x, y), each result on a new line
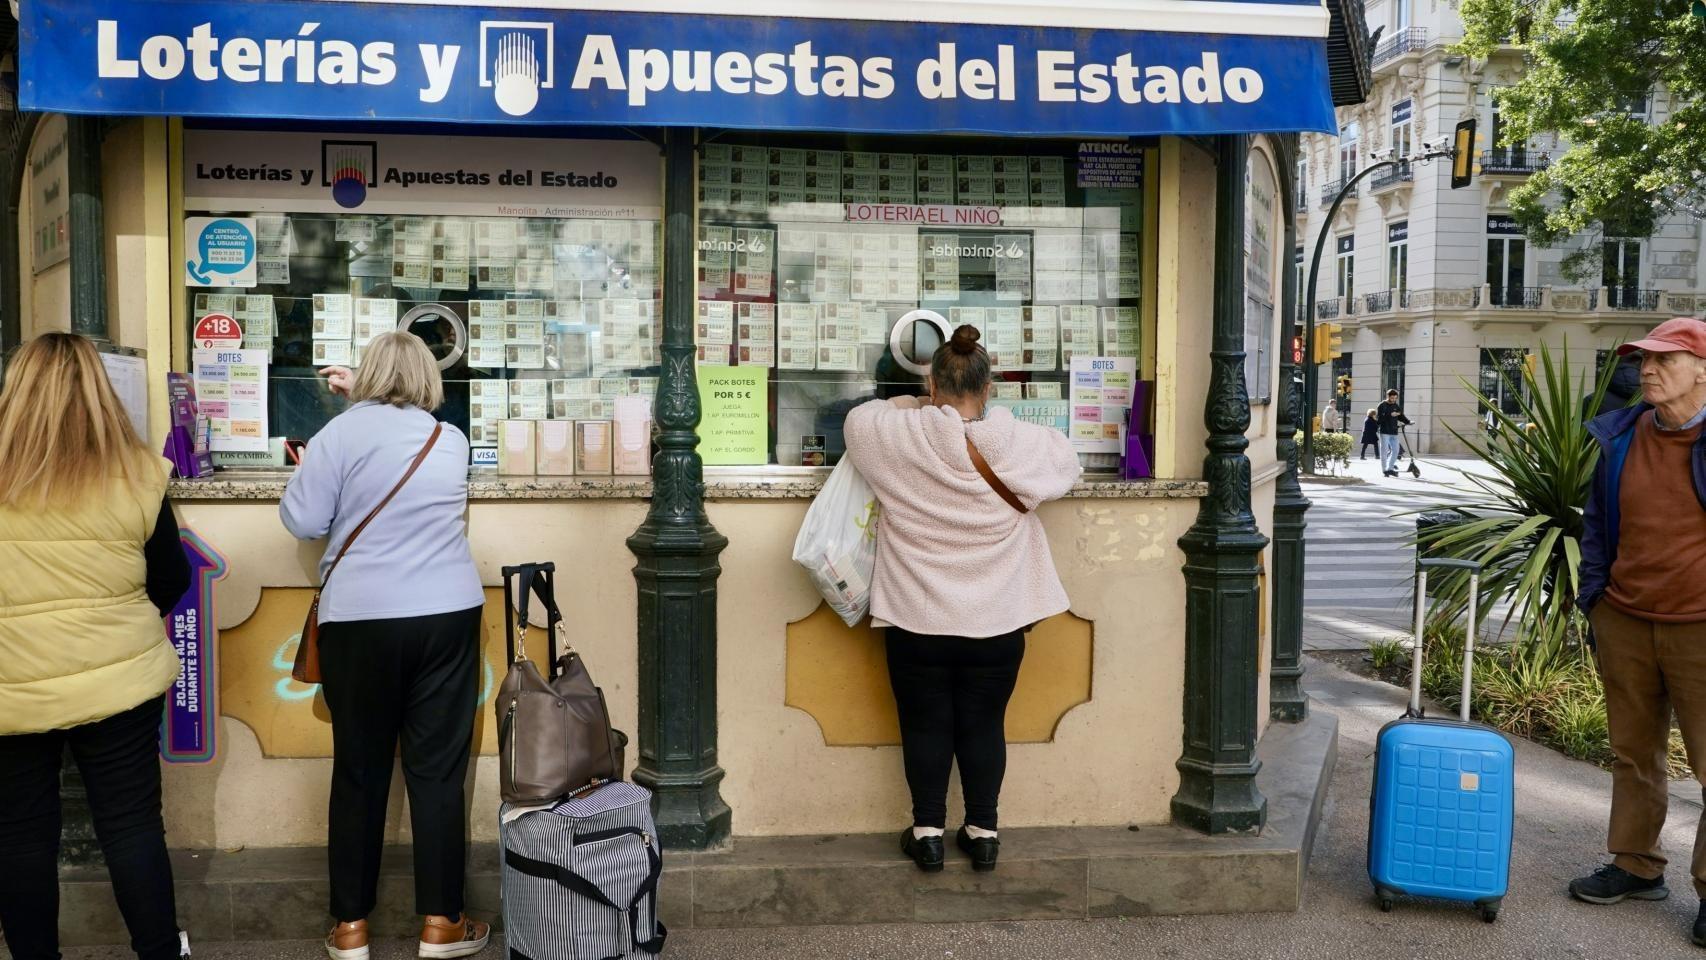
top-left (0, 695), bottom-right (181, 960)
top-left (886, 628), bottom-right (1026, 831)
top-left (320, 605), bottom-right (481, 921)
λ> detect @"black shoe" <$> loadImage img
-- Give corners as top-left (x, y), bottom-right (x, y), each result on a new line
top-left (900, 828), bottom-right (944, 873)
top-left (1694, 902), bottom-right (1706, 947)
top-left (1568, 863), bottom-right (1669, 904)
top-left (956, 827), bottom-right (1000, 872)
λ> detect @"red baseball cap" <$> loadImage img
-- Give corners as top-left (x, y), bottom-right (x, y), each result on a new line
top-left (1617, 317), bottom-right (1706, 359)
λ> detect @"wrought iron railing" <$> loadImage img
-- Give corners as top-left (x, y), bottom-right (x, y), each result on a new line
top-left (1320, 178), bottom-right (1355, 207)
top-left (1315, 298), bottom-right (1342, 320)
top-left (1364, 291), bottom-right (1391, 313)
top-left (1369, 161), bottom-right (1413, 191)
top-left (1489, 285), bottom-right (1543, 308)
top-left (1372, 27), bottom-right (1429, 66)
top-left (1479, 148), bottom-right (1550, 175)
top-left (1606, 287), bottom-right (1661, 311)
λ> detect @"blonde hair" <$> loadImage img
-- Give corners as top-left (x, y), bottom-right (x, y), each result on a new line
top-left (0, 332), bottom-right (155, 507)
top-left (348, 331), bottom-right (444, 411)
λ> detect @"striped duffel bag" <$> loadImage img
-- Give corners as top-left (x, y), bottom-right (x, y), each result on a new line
top-left (501, 782), bottom-right (667, 960)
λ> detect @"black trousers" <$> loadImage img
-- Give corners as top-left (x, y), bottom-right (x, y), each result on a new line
top-left (0, 695), bottom-right (181, 960)
top-left (885, 628), bottom-right (1026, 830)
top-left (320, 605), bottom-right (481, 922)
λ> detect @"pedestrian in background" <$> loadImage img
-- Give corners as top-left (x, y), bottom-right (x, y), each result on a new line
top-left (281, 332), bottom-right (490, 960)
top-left (0, 333), bottom-right (191, 960)
top-left (1322, 404), bottom-right (1340, 434)
top-left (1376, 390), bottom-right (1412, 477)
top-left (1574, 317), bottom-right (1706, 950)
top-left (1360, 408), bottom-right (1380, 460)
top-left (844, 325), bottom-right (1081, 874)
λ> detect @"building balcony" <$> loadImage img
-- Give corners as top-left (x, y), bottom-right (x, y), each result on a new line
top-left (1362, 289), bottom-right (1412, 314)
top-left (1368, 161), bottom-right (1413, 192)
top-left (1320, 178), bottom-right (1356, 208)
top-left (1606, 287), bottom-right (1661, 311)
top-left (1489, 285), bottom-right (1543, 309)
top-left (1479, 148), bottom-right (1550, 176)
top-left (1315, 298), bottom-right (1341, 320)
top-left (1371, 27), bottom-right (1429, 69)
top-left (1407, 287), bottom-right (1483, 310)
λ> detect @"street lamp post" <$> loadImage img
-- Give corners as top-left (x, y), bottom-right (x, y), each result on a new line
top-left (1301, 148), bottom-right (1452, 473)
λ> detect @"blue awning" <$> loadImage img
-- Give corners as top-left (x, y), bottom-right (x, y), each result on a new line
top-left (19, 0), bottom-right (1337, 136)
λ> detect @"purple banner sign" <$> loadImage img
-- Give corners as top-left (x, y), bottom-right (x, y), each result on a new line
top-left (162, 530), bottom-right (228, 763)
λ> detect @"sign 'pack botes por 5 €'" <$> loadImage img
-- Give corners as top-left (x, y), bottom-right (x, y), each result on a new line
top-left (20, 0), bottom-right (1335, 137)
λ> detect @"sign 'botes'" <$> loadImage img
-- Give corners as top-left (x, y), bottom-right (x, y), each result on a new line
top-left (21, 0), bottom-right (1335, 136)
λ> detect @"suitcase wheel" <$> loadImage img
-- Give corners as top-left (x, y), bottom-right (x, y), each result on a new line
top-left (1374, 885), bottom-right (1398, 913)
top-left (1479, 902), bottom-right (1500, 923)
top-left (1379, 896), bottom-right (1394, 913)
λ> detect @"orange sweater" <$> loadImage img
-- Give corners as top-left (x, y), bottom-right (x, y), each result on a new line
top-left (1605, 411), bottom-right (1706, 622)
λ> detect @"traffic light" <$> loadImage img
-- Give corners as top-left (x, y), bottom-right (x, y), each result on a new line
top-left (1337, 375), bottom-right (1353, 399)
top-left (1311, 323), bottom-right (1345, 364)
top-left (1451, 118), bottom-right (1477, 188)
top-left (1523, 352), bottom-right (1537, 378)
top-left (1291, 335), bottom-right (1304, 365)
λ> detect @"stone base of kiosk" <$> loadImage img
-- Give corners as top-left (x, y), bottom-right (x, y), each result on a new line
top-left (57, 713), bottom-right (1334, 943)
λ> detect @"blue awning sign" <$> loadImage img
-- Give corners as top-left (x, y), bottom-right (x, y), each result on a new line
top-left (20, 0), bottom-right (1337, 136)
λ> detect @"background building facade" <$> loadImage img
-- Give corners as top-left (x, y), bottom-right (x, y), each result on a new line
top-left (1298, 0), bottom-right (1701, 452)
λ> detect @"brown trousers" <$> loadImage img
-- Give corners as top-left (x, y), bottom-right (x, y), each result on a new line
top-left (1591, 602), bottom-right (1706, 896)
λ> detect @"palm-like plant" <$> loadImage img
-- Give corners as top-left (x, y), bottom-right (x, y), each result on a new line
top-left (1415, 344), bottom-right (1620, 660)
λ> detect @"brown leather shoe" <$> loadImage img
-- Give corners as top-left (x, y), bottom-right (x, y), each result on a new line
top-left (418, 914), bottom-right (491, 959)
top-left (324, 920), bottom-right (369, 960)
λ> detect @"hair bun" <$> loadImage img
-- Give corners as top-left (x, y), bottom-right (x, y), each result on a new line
top-left (948, 324), bottom-right (982, 356)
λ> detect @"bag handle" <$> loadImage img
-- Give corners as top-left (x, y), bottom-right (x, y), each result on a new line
top-left (321, 422), bottom-right (443, 589)
top-left (966, 436), bottom-right (1028, 515)
top-left (501, 561), bottom-right (567, 669)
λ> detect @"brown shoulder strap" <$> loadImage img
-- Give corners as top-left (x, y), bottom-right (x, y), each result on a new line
top-left (321, 422), bottom-right (444, 585)
top-left (966, 436), bottom-right (1029, 515)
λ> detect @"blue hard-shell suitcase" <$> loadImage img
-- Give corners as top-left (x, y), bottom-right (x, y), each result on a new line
top-left (1368, 558), bottom-right (1514, 922)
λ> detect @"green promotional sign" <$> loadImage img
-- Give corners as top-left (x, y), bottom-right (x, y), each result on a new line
top-left (695, 365), bottom-right (769, 465)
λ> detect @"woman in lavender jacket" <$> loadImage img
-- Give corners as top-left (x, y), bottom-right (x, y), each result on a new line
top-left (844, 325), bottom-right (1081, 874)
top-left (280, 332), bottom-right (489, 960)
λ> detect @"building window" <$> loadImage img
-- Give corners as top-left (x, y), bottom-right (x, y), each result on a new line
top-left (1244, 147), bottom-right (1281, 403)
top-left (1294, 245), bottom-right (1307, 321)
top-left (1295, 157), bottom-right (1308, 210)
top-left (1395, 0), bottom-right (1412, 29)
top-left (1479, 348), bottom-right (1527, 419)
top-left (180, 127), bottom-right (665, 455)
top-left (1486, 216), bottom-right (1527, 306)
top-left (1338, 123), bottom-right (1360, 182)
top-left (1390, 101), bottom-right (1414, 160)
top-left (1603, 238), bottom-right (1643, 307)
top-left (1335, 235), bottom-right (1355, 303)
top-left (1387, 221), bottom-right (1409, 303)
top-left (1617, 89), bottom-right (1651, 120)
top-left (1382, 348), bottom-right (1406, 397)
top-left (696, 135), bottom-right (1151, 467)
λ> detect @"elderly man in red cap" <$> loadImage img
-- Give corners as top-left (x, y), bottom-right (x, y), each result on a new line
top-left (1572, 317), bottom-right (1706, 948)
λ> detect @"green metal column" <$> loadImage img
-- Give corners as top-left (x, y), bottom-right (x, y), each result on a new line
top-left (627, 127), bottom-right (733, 850)
top-left (1171, 135), bottom-right (1270, 835)
top-left (66, 115), bottom-right (107, 340)
top-left (1270, 137), bottom-right (1310, 723)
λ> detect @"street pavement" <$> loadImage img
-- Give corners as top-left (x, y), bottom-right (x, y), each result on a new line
top-left (47, 658), bottom-right (1706, 960)
top-left (1301, 452), bottom-right (1507, 652)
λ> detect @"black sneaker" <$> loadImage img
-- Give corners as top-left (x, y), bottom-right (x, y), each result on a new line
top-left (1568, 863), bottom-right (1669, 904)
top-left (900, 828), bottom-right (944, 873)
top-left (1694, 902), bottom-right (1706, 948)
top-left (956, 826), bottom-right (1000, 872)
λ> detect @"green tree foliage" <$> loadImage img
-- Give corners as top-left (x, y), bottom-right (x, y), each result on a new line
top-left (1457, 0), bottom-right (1705, 277)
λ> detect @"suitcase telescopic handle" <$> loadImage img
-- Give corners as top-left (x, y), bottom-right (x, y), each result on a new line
top-left (1411, 558), bottom-right (1483, 722)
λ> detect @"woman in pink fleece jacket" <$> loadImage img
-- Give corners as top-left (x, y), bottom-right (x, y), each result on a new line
top-left (844, 324), bottom-right (1081, 874)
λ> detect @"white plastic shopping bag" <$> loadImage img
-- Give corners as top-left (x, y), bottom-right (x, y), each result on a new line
top-left (792, 458), bottom-right (880, 627)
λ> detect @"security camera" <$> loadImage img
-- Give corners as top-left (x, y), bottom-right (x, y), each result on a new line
top-left (1370, 148), bottom-right (1395, 162)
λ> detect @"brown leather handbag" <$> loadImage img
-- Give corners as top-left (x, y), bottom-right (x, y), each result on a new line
top-left (291, 423), bottom-right (444, 684)
top-left (496, 562), bottom-right (625, 805)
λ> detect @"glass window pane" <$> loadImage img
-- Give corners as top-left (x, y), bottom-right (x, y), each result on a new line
top-left (696, 138), bottom-right (1147, 469)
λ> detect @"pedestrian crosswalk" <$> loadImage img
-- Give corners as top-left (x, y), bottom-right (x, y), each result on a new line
top-left (1299, 466), bottom-right (1513, 651)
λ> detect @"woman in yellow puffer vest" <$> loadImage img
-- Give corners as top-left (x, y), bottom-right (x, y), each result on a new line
top-left (0, 333), bottom-right (191, 960)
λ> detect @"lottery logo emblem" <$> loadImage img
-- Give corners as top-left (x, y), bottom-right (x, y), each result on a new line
top-left (481, 21), bottom-right (554, 118)
top-left (320, 140), bottom-right (378, 209)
